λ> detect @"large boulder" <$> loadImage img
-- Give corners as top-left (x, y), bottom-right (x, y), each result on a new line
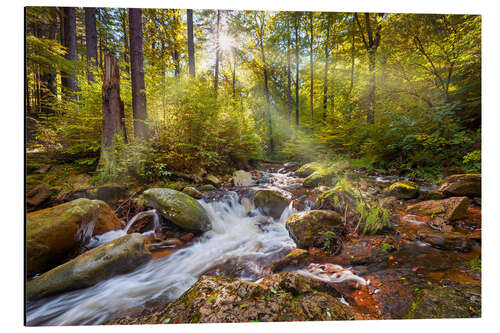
top-left (385, 181), bottom-right (419, 199)
top-left (406, 197), bottom-right (471, 221)
top-left (143, 188), bottom-right (211, 232)
top-left (26, 233), bottom-right (151, 301)
top-left (439, 174), bottom-right (481, 197)
top-left (110, 272), bottom-right (353, 324)
top-left (26, 198), bottom-right (122, 276)
top-left (286, 210), bottom-right (344, 250)
top-left (253, 190), bottom-right (289, 219)
top-left (232, 170), bottom-right (254, 186)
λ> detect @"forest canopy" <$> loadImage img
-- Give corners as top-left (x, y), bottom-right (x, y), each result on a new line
top-left (25, 7), bottom-right (481, 184)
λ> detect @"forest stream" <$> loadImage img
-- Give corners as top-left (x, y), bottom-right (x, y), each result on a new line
top-left (26, 162), bottom-right (481, 325)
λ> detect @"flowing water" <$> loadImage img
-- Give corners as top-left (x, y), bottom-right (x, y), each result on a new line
top-left (26, 172), bottom-right (299, 326)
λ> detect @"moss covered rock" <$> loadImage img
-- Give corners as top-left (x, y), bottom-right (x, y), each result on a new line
top-left (404, 284), bottom-right (480, 319)
top-left (294, 162), bottom-right (324, 178)
top-left (109, 272), bottom-right (353, 324)
top-left (182, 186), bottom-right (203, 199)
top-left (198, 184), bottom-right (216, 191)
top-left (26, 198), bottom-right (122, 276)
top-left (385, 181), bottom-right (419, 199)
top-left (253, 190), bottom-right (289, 219)
top-left (27, 233), bottom-right (151, 301)
top-left (143, 188), bottom-right (211, 232)
top-left (204, 174), bottom-right (221, 187)
top-left (406, 196), bottom-right (471, 220)
top-left (285, 210), bottom-right (344, 249)
top-left (439, 174), bottom-right (481, 197)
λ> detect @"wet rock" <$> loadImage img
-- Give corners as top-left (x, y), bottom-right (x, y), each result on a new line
top-left (295, 162), bottom-right (324, 178)
top-left (232, 170), bottom-right (254, 186)
top-left (26, 183), bottom-right (51, 207)
top-left (254, 189), bottom-right (289, 219)
top-left (438, 174), bottom-right (481, 197)
top-left (143, 188), bottom-right (211, 232)
top-left (283, 162), bottom-right (299, 171)
top-left (418, 232), bottom-right (473, 252)
top-left (180, 233), bottom-right (195, 242)
top-left (271, 248), bottom-right (310, 272)
top-left (385, 181), bottom-right (419, 199)
top-left (404, 284), bottom-right (481, 319)
top-left (148, 238), bottom-right (183, 251)
top-left (286, 210), bottom-right (344, 249)
top-left (198, 184), bottom-right (216, 191)
top-left (406, 197), bottom-right (471, 221)
top-left (204, 174), bottom-right (221, 187)
top-left (182, 186), bottom-right (203, 199)
top-left (27, 198), bottom-right (122, 276)
top-left (110, 273), bottom-right (354, 324)
top-left (27, 233), bottom-right (151, 301)
top-left (67, 184), bottom-right (130, 202)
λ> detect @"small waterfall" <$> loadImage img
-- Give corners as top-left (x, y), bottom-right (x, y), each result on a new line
top-left (123, 209), bottom-right (160, 233)
top-left (27, 181), bottom-right (298, 326)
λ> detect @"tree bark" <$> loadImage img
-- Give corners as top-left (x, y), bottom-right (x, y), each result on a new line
top-left (119, 9), bottom-right (130, 74)
top-left (323, 16), bottom-right (330, 122)
top-left (258, 15), bottom-right (273, 152)
top-left (85, 8), bottom-right (98, 83)
top-left (129, 8), bottom-right (148, 139)
top-left (309, 12), bottom-right (314, 122)
top-left (61, 7), bottom-right (78, 96)
top-left (355, 13), bottom-right (382, 124)
top-left (187, 9), bottom-right (196, 78)
top-left (100, 54), bottom-right (126, 170)
top-left (286, 20), bottom-right (292, 124)
top-left (214, 10), bottom-right (221, 94)
top-left (294, 14), bottom-right (300, 128)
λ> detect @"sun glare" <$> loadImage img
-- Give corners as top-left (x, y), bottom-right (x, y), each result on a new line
top-left (218, 33), bottom-right (236, 55)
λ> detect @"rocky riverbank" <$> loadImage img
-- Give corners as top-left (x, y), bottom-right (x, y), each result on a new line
top-left (25, 160), bottom-right (481, 325)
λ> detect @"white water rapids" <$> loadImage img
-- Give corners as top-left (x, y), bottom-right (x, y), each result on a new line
top-left (26, 182), bottom-right (297, 326)
top-left (26, 170), bottom-right (368, 326)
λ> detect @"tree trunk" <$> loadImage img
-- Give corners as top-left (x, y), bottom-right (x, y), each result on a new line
top-left (214, 10), bottom-right (221, 94)
top-left (85, 8), bottom-right (98, 83)
top-left (119, 9), bottom-right (130, 74)
top-left (129, 8), bottom-right (148, 139)
top-left (323, 17), bottom-right (330, 122)
top-left (100, 54), bottom-right (126, 170)
top-left (309, 12), bottom-right (314, 122)
top-left (61, 7), bottom-right (78, 97)
top-left (287, 21), bottom-right (292, 124)
top-left (187, 9), bottom-right (195, 78)
top-left (232, 54), bottom-right (236, 98)
top-left (294, 15), bottom-right (300, 128)
top-left (259, 30), bottom-right (273, 152)
top-left (367, 49), bottom-right (376, 124)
